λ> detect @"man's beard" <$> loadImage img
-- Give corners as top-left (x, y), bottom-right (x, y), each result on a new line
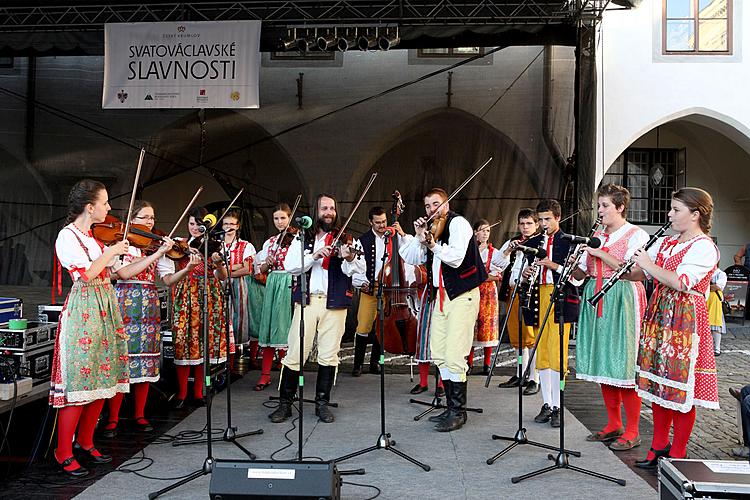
top-left (318, 217), bottom-right (335, 232)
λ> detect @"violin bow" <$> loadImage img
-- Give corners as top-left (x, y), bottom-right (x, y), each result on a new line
top-left (425, 156), bottom-right (493, 224)
top-left (330, 172), bottom-right (378, 248)
top-left (121, 148), bottom-right (146, 242)
top-left (269, 193), bottom-right (303, 258)
top-left (212, 188), bottom-right (245, 235)
top-left (488, 218), bottom-right (503, 229)
top-left (167, 186), bottom-right (204, 239)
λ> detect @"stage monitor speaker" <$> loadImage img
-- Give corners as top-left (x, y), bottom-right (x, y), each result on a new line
top-left (209, 459), bottom-right (341, 499)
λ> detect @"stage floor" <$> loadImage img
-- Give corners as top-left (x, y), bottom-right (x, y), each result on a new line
top-left (74, 372), bottom-right (655, 500)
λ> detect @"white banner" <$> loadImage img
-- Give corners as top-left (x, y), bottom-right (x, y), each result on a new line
top-left (103, 21), bottom-right (261, 109)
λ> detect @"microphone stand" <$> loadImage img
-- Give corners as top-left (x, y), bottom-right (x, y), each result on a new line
top-left (149, 231), bottom-right (216, 499)
top-left (511, 243), bottom-right (625, 486)
top-left (334, 231), bottom-right (430, 472)
top-left (485, 270), bottom-right (573, 464)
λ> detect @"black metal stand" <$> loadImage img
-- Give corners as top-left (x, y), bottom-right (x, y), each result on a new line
top-left (334, 234), bottom-right (430, 472)
top-left (511, 246), bottom-right (625, 486)
top-left (149, 230), bottom-right (217, 499)
top-left (410, 368), bottom-right (484, 420)
top-left (486, 276), bottom-right (576, 465)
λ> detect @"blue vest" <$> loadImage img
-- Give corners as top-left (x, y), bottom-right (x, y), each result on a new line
top-left (359, 229), bottom-right (378, 287)
top-left (425, 211), bottom-right (487, 301)
top-left (290, 233), bottom-right (354, 309)
top-left (521, 230), bottom-right (580, 326)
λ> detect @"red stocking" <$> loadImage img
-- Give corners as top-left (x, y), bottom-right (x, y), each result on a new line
top-left (248, 340), bottom-right (259, 367)
top-left (77, 399), bottom-right (106, 452)
top-left (418, 362), bottom-right (430, 388)
top-left (620, 388), bottom-right (642, 441)
top-left (483, 347), bottom-right (493, 369)
top-left (670, 406), bottom-right (696, 458)
top-left (55, 406), bottom-right (84, 467)
top-left (106, 392), bottom-right (124, 428)
top-left (176, 365), bottom-right (190, 401)
top-left (133, 382), bottom-right (150, 420)
top-left (600, 384), bottom-right (623, 433)
top-left (193, 364), bottom-right (205, 400)
top-left (467, 348), bottom-right (475, 368)
top-left (646, 403), bottom-right (674, 460)
top-left (277, 349), bottom-right (287, 364)
top-left (259, 347), bottom-right (274, 385)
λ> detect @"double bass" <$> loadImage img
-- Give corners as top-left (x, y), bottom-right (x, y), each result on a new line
top-left (377, 191), bottom-right (426, 355)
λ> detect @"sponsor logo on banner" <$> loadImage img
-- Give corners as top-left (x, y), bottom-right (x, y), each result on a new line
top-left (103, 21), bottom-right (261, 109)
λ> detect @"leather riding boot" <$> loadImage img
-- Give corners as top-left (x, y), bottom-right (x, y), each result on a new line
top-left (435, 381), bottom-right (468, 432)
top-left (269, 367), bottom-right (298, 423)
top-left (315, 365), bottom-right (336, 423)
top-left (352, 335), bottom-right (367, 377)
top-left (368, 332), bottom-right (382, 374)
top-left (428, 380), bottom-right (452, 423)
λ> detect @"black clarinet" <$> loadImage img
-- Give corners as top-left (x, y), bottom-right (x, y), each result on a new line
top-left (587, 220), bottom-right (672, 307)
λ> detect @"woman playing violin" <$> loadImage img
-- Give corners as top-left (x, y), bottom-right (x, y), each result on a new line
top-left (171, 206), bottom-right (229, 408)
top-left (50, 179), bottom-right (130, 477)
top-left (221, 209), bottom-right (263, 369)
top-left (103, 201), bottom-right (198, 437)
top-left (253, 203), bottom-right (294, 391)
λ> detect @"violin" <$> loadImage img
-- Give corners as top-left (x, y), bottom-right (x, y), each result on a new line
top-left (92, 214), bottom-right (163, 249)
top-left (331, 230), bottom-right (364, 258)
top-left (427, 214), bottom-right (448, 243)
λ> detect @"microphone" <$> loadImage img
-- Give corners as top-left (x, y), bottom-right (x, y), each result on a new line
top-left (198, 213), bottom-right (217, 233)
top-left (293, 215), bottom-right (313, 229)
top-left (561, 234), bottom-right (602, 248)
top-left (516, 246), bottom-right (547, 259)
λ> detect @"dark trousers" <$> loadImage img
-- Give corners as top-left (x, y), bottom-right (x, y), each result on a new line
top-left (741, 385), bottom-right (750, 447)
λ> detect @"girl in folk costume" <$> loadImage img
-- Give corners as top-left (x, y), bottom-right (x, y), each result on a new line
top-left (172, 206), bottom-right (229, 409)
top-left (467, 219), bottom-right (505, 376)
top-left (103, 201), bottom-right (194, 437)
top-left (221, 209), bottom-right (263, 367)
top-left (630, 187), bottom-right (720, 467)
top-left (51, 179), bottom-right (130, 476)
top-left (253, 203), bottom-right (294, 391)
top-left (707, 268), bottom-right (727, 356)
top-left (572, 184), bottom-right (649, 451)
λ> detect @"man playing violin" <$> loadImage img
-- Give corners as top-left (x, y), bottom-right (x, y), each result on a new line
top-left (400, 188), bottom-right (486, 432)
top-left (269, 194), bottom-right (365, 424)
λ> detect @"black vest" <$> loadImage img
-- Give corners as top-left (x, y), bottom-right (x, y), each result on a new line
top-left (425, 211), bottom-right (487, 301)
top-left (498, 235), bottom-right (525, 301)
top-left (359, 229), bottom-right (378, 286)
top-left (290, 232), bottom-right (354, 309)
top-left (520, 230), bottom-right (580, 326)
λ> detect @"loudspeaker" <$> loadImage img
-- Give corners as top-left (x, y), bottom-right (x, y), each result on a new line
top-left (209, 460), bottom-right (341, 499)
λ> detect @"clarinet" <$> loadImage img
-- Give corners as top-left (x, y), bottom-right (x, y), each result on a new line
top-left (519, 255), bottom-right (542, 310)
top-left (587, 220), bottom-right (672, 307)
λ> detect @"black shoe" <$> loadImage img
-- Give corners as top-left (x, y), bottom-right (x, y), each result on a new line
top-left (74, 443), bottom-right (112, 464)
top-left (100, 422), bottom-right (118, 438)
top-left (497, 376), bottom-right (520, 388)
top-left (56, 453), bottom-right (89, 477)
top-left (269, 401), bottom-right (293, 423)
top-left (368, 363), bottom-right (381, 375)
top-left (435, 386), bottom-right (445, 398)
top-left (534, 403), bottom-right (552, 423)
top-left (523, 381), bottom-right (540, 395)
top-left (434, 381), bottom-right (468, 432)
top-left (428, 408), bottom-right (450, 423)
top-left (635, 444), bottom-right (672, 469)
top-left (315, 366), bottom-right (336, 423)
top-left (481, 365), bottom-right (491, 376)
top-left (270, 367), bottom-right (299, 423)
top-left (352, 365), bottom-right (362, 377)
top-left (172, 399), bottom-right (186, 410)
top-left (315, 401), bottom-right (335, 423)
top-left (410, 384), bottom-right (428, 395)
top-left (191, 398), bottom-right (206, 408)
top-left (729, 387), bottom-right (742, 402)
top-left (428, 380), bottom-right (452, 422)
top-left (550, 407), bottom-right (561, 428)
top-left (134, 418), bottom-right (154, 432)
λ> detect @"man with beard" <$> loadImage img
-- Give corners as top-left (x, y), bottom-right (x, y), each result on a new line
top-left (400, 188), bottom-right (486, 432)
top-left (269, 194), bottom-right (364, 424)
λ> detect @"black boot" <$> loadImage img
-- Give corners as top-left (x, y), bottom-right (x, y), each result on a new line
top-left (368, 332), bottom-right (382, 374)
top-left (435, 381), bottom-right (467, 432)
top-left (269, 367), bottom-right (298, 423)
top-left (352, 334), bottom-right (367, 377)
top-left (428, 380), bottom-right (452, 423)
top-left (315, 365), bottom-right (336, 423)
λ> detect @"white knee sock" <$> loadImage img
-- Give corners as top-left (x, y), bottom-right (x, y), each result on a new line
top-left (551, 370), bottom-right (561, 408)
top-left (521, 348), bottom-right (529, 376)
top-left (712, 332), bottom-right (721, 353)
top-left (540, 369), bottom-right (552, 406)
top-left (529, 352), bottom-right (538, 383)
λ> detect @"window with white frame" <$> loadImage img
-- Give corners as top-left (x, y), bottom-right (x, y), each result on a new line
top-left (663, 0), bottom-right (731, 54)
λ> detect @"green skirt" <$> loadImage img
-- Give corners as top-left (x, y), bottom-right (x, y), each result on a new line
top-left (257, 271), bottom-right (292, 348)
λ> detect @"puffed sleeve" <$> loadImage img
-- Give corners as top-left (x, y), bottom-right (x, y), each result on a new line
top-left (676, 239), bottom-right (720, 292)
top-left (242, 242), bottom-right (256, 262)
top-left (156, 255), bottom-right (176, 278)
top-left (398, 234), bottom-right (426, 266)
top-left (624, 227), bottom-right (650, 260)
top-left (55, 229), bottom-right (92, 282)
top-left (714, 269), bottom-right (727, 290)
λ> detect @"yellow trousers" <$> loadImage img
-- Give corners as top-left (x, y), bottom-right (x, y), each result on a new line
top-left (430, 287), bottom-right (481, 382)
top-left (282, 296), bottom-right (347, 370)
top-left (535, 284), bottom-right (571, 373)
top-left (356, 291), bottom-right (377, 335)
top-left (506, 286), bottom-right (536, 348)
